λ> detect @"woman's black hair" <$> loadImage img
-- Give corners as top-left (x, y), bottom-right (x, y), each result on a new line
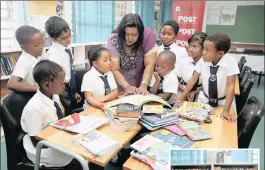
top-left (161, 20), bottom-right (180, 34)
top-left (88, 46), bottom-right (108, 67)
top-left (33, 60), bottom-right (63, 87)
top-left (188, 32), bottom-right (208, 47)
top-left (116, 13), bottom-right (144, 54)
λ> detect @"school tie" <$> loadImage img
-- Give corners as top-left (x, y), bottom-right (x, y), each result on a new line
top-left (65, 48), bottom-right (77, 98)
top-left (208, 66), bottom-right (219, 107)
top-left (100, 76), bottom-right (111, 95)
top-left (157, 76), bottom-right (164, 94)
top-left (54, 101), bottom-right (64, 119)
top-left (164, 46), bottom-right (170, 51)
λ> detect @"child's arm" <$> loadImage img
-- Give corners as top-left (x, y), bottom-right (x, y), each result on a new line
top-left (221, 75), bottom-right (237, 123)
top-left (7, 76), bottom-right (38, 92)
top-left (149, 72), bottom-right (161, 94)
top-left (187, 87), bottom-right (202, 102)
top-left (84, 91), bottom-right (105, 110)
top-left (175, 71), bottom-right (201, 102)
top-left (157, 92), bottom-right (172, 101)
top-left (98, 88), bottom-right (118, 103)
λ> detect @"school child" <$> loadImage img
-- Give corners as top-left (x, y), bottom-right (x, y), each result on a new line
top-left (174, 32), bottom-right (239, 123)
top-left (7, 25), bottom-right (44, 92)
top-left (81, 46), bottom-right (118, 110)
top-left (149, 50), bottom-right (179, 104)
top-left (176, 32), bottom-right (208, 101)
top-left (158, 19), bottom-right (189, 73)
top-left (45, 16), bottom-right (81, 115)
top-left (20, 60), bottom-right (74, 167)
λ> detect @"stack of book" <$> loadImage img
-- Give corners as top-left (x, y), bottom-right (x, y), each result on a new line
top-left (139, 108), bottom-right (181, 131)
top-left (113, 103), bottom-right (141, 121)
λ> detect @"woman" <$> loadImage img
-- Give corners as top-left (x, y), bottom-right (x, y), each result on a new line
top-left (106, 13), bottom-right (157, 95)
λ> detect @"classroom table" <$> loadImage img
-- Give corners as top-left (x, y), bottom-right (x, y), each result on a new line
top-left (235, 75), bottom-right (240, 95)
top-left (123, 107), bottom-right (238, 170)
top-left (35, 107), bottom-right (142, 167)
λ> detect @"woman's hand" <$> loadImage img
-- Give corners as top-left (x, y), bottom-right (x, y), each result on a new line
top-left (125, 85), bottom-right (138, 95)
top-left (137, 84), bottom-right (149, 95)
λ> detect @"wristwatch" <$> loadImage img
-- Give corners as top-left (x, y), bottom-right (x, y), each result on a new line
top-left (141, 81), bottom-right (148, 87)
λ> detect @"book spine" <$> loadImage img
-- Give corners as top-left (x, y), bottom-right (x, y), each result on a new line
top-left (2, 57), bottom-right (12, 75)
top-left (1, 57), bottom-right (8, 75)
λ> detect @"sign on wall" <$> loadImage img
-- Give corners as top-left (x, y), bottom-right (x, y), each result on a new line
top-left (172, 1), bottom-right (206, 49)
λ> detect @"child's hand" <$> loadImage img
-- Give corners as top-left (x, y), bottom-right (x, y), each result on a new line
top-left (154, 72), bottom-right (161, 81)
top-left (75, 93), bottom-right (82, 103)
top-left (187, 91), bottom-right (196, 102)
top-left (220, 110), bottom-right (237, 123)
top-left (173, 98), bottom-right (183, 108)
top-left (99, 103), bottom-right (105, 111)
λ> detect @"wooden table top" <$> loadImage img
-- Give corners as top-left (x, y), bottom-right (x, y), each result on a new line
top-left (123, 107), bottom-right (238, 170)
top-left (35, 107), bottom-right (142, 167)
top-left (235, 75), bottom-right (240, 95)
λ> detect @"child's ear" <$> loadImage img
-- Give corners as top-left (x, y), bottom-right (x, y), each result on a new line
top-left (217, 51), bottom-right (225, 58)
top-left (92, 61), bottom-right (97, 68)
top-left (43, 80), bottom-right (50, 90)
top-left (20, 44), bottom-right (27, 51)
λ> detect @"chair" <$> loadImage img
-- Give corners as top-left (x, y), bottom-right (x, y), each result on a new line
top-left (239, 65), bottom-right (251, 82)
top-left (0, 91), bottom-right (67, 170)
top-left (238, 56), bottom-right (246, 73)
top-left (71, 67), bottom-right (88, 113)
top-left (237, 96), bottom-right (265, 148)
top-left (236, 72), bottom-right (255, 113)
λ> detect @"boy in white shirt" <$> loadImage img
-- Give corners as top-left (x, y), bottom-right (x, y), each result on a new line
top-left (7, 25), bottom-right (44, 92)
top-left (20, 60), bottom-right (73, 167)
top-left (175, 33), bottom-right (239, 123)
top-left (45, 16), bottom-right (81, 115)
top-left (158, 20), bottom-right (189, 74)
top-left (149, 50), bottom-right (179, 105)
top-left (81, 46), bottom-right (118, 110)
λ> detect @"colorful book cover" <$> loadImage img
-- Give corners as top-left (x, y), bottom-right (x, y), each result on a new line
top-left (130, 135), bottom-right (170, 165)
top-left (114, 103), bottom-right (141, 118)
top-left (142, 102), bottom-right (164, 114)
top-left (50, 114), bottom-right (109, 134)
top-left (152, 129), bottom-right (194, 148)
top-left (138, 120), bottom-right (165, 131)
top-left (140, 112), bottom-right (180, 125)
top-left (155, 109), bottom-right (178, 119)
top-left (75, 130), bottom-right (120, 156)
top-left (164, 124), bottom-right (186, 136)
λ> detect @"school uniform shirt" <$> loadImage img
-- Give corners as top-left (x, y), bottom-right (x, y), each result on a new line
top-left (195, 54), bottom-right (240, 110)
top-left (47, 42), bottom-right (72, 83)
top-left (149, 70), bottom-right (179, 104)
top-left (158, 43), bottom-right (189, 76)
top-left (20, 90), bottom-right (73, 167)
top-left (11, 51), bottom-right (39, 85)
top-left (81, 66), bottom-right (118, 108)
top-left (176, 56), bottom-right (202, 98)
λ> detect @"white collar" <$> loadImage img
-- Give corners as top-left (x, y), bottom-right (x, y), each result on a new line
top-left (161, 42), bottom-right (178, 49)
top-left (90, 66), bottom-right (110, 77)
top-left (187, 56), bottom-right (195, 63)
top-left (36, 90), bottom-right (57, 106)
top-left (52, 42), bottom-right (68, 52)
top-left (21, 51), bottom-right (38, 61)
top-left (204, 54), bottom-right (228, 67)
top-left (163, 69), bottom-right (175, 80)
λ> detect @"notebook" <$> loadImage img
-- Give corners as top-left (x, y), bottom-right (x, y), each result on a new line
top-left (140, 112), bottom-right (180, 126)
top-left (50, 113), bottom-right (109, 134)
top-left (152, 129), bottom-right (194, 148)
top-left (164, 124), bottom-right (186, 136)
top-left (142, 102), bottom-right (164, 114)
top-left (74, 130), bottom-right (120, 156)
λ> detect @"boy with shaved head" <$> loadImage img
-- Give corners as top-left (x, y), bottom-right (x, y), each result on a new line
top-left (149, 50), bottom-right (179, 104)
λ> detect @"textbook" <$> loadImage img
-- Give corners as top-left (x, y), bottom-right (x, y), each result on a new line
top-left (130, 135), bottom-right (170, 165)
top-left (50, 113), bottom-right (109, 134)
top-left (164, 124), bottom-right (186, 136)
top-left (152, 129), bottom-right (194, 148)
top-left (130, 150), bottom-right (168, 170)
top-left (155, 109), bottom-right (178, 119)
top-left (105, 94), bottom-right (172, 108)
top-left (73, 130), bottom-right (120, 157)
top-left (176, 121), bottom-right (212, 141)
top-left (142, 102), bottom-right (164, 114)
top-left (113, 103), bottom-right (141, 118)
top-left (181, 101), bottom-right (214, 114)
top-left (140, 112), bottom-right (180, 126)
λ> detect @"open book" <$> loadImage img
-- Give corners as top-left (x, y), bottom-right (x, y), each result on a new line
top-left (73, 130), bottom-right (120, 157)
top-left (105, 94), bottom-right (172, 108)
top-left (50, 113), bottom-right (109, 134)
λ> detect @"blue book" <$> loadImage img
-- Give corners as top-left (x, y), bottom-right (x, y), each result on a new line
top-left (141, 112), bottom-right (180, 125)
